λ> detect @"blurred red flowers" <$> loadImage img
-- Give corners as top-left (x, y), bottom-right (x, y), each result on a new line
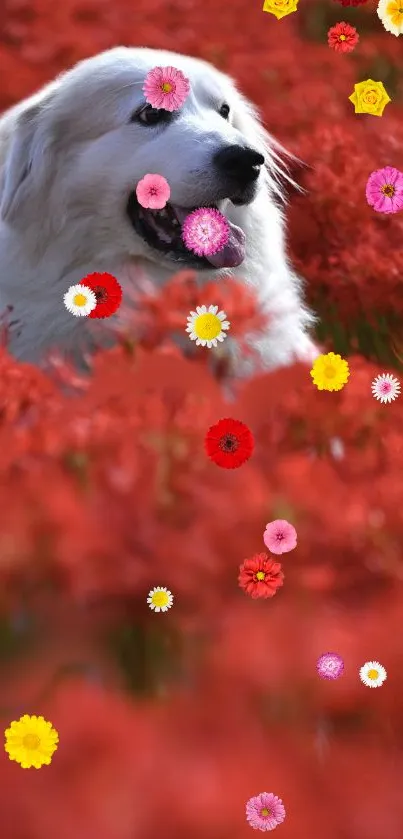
top-left (238, 553), bottom-right (284, 599)
top-left (204, 418), bottom-right (254, 468)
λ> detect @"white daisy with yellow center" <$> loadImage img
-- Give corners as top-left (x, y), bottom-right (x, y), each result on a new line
top-left (377, 0), bottom-right (403, 36)
top-left (186, 305), bottom-right (230, 348)
top-left (359, 660), bottom-right (387, 688)
top-left (147, 586), bottom-right (174, 612)
top-left (63, 284), bottom-right (97, 317)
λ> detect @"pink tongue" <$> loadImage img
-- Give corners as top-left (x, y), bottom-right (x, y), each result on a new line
top-left (206, 220), bottom-right (246, 268)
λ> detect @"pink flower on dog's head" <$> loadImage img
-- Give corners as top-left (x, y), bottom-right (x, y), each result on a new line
top-left (182, 207), bottom-right (229, 257)
top-left (143, 66), bottom-right (190, 112)
top-left (366, 166), bottom-right (403, 215)
top-left (246, 791), bottom-right (286, 831)
top-left (136, 174), bottom-right (171, 210)
top-left (263, 519), bottom-right (297, 555)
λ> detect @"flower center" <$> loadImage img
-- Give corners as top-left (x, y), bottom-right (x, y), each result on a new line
top-left (261, 808), bottom-right (271, 817)
top-left (367, 669), bottom-right (379, 680)
top-left (152, 591), bottom-right (169, 608)
top-left (255, 571), bottom-right (266, 581)
top-left (339, 34), bottom-right (346, 40)
top-left (364, 91), bottom-right (378, 105)
top-left (161, 82), bottom-right (173, 93)
top-left (381, 381), bottom-right (392, 392)
top-left (381, 183), bottom-right (395, 197)
top-left (94, 286), bottom-right (107, 302)
top-left (73, 293), bottom-right (88, 307)
top-left (194, 313), bottom-right (222, 340)
top-left (276, 533), bottom-right (284, 541)
top-left (23, 733), bottom-right (40, 750)
top-left (325, 365), bottom-right (336, 379)
top-left (219, 433), bottom-right (239, 453)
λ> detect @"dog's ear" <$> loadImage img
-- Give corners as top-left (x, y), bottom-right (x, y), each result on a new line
top-left (0, 99), bottom-right (55, 223)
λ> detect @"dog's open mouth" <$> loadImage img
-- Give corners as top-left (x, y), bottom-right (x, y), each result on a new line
top-left (127, 193), bottom-right (246, 270)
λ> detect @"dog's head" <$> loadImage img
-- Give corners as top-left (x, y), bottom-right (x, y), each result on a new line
top-left (0, 47), bottom-right (289, 272)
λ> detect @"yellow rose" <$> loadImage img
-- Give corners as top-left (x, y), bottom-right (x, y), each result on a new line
top-left (262, 0), bottom-right (299, 20)
top-left (348, 79), bottom-right (391, 117)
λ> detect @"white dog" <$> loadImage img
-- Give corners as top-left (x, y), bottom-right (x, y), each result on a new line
top-left (0, 46), bottom-right (317, 374)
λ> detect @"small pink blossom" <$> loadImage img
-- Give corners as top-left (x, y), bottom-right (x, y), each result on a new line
top-left (136, 174), bottom-right (171, 210)
top-left (316, 652), bottom-right (344, 680)
top-left (246, 792), bottom-right (286, 832)
top-left (263, 519), bottom-right (297, 555)
top-left (143, 66), bottom-right (190, 112)
top-left (366, 166), bottom-right (403, 214)
top-left (182, 207), bottom-right (229, 257)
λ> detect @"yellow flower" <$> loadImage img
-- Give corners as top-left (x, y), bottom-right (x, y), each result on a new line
top-left (4, 714), bottom-right (59, 769)
top-left (262, 0), bottom-right (299, 20)
top-left (310, 352), bottom-right (350, 392)
top-left (377, 0), bottom-right (403, 36)
top-left (186, 305), bottom-right (230, 348)
top-left (348, 80), bottom-right (391, 117)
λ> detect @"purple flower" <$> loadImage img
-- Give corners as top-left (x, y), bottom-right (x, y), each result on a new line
top-left (316, 652), bottom-right (344, 680)
top-left (181, 207), bottom-right (229, 257)
top-left (366, 166), bottom-right (403, 214)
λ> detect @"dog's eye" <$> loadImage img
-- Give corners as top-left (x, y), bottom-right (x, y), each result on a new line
top-left (219, 103), bottom-right (230, 120)
top-left (131, 105), bottom-right (168, 126)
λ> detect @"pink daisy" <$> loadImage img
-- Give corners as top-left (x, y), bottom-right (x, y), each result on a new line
top-left (136, 173), bottom-right (171, 210)
top-left (366, 166), bottom-right (403, 214)
top-left (246, 792), bottom-right (286, 832)
top-left (143, 66), bottom-right (190, 112)
top-left (316, 652), bottom-right (344, 680)
top-left (263, 519), bottom-right (297, 555)
top-left (182, 207), bottom-right (229, 257)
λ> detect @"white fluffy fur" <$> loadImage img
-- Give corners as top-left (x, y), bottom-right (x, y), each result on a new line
top-left (0, 46), bottom-right (318, 373)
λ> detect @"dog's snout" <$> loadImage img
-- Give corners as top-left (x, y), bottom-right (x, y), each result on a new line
top-left (214, 145), bottom-right (265, 187)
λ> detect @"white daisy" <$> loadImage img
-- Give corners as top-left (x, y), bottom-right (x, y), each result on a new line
top-left (359, 660), bottom-right (387, 688)
top-left (147, 586), bottom-right (174, 613)
top-left (371, 373), bottom-right (401, 404)
top-left (64, 284), bottom-right (97, 317)
top-left (377, 0), bottom-right (403, 37)
top-left (186, 305), bottom-right (230, 348)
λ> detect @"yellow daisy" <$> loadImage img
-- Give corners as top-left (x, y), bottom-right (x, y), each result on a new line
top-left (147, 586), bottom-right (174, 612)
top-left (310, 352), bottom-right (350, 392)
top-left (63, 283), bottom-right (97, 317)
top-left (348, 80), bottom-right (391, 117)
top-left (4, 714), bottom-right (59, 769)
top-left (186, 305), bottom-right (230, 348)
top-left (262, 0), bottom-right (299, 19)
top-left (377, 0), bottom-right (403, 36)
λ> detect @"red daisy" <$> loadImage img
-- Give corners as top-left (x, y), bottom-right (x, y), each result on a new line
top-left (328, 21), bottom-right (359, 52)
top-left (238, 552), bottom-right (284, 599)
top-left (79, 272), bottom-right (122, 319)
top-left (204, 418), bottom-right (254, 469)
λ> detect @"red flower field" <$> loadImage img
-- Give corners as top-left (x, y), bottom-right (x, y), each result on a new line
top-left (1, 0), bottom-right (403, 837)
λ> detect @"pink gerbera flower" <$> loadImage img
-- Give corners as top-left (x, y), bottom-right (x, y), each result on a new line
top-left (136, 173), bottom-right (171, 210)
top-left (263, 519), bottom-right (297, 555)
top-left (366, 166), bottom-right (403, 214)
top-left (246, 792), bottom-right (286, 832)
top-left (182, 207), bottom-right (229, 257)
top-left (143, 66), bottom-right (190, 112)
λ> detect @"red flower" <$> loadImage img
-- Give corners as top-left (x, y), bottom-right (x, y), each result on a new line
top-left (204, 418), bottom-right (254, 468)
top-left (238, 552), bottom-right (284, 599)
top-left (79, 272), bottom-right (122, 319)
top-left (328, 21), bottom-right (359, 53)
top-left (333, 0), bottom-right (367, 6)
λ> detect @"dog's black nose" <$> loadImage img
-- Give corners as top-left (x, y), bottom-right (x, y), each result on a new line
top-left (214, 145), bottom-right (265, 187)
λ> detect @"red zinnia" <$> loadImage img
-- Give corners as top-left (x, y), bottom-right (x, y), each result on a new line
top-left (238, 552), bottom-right (284, 599)
top-left (333, 0), bottom-right (367, 6)
top-left (328, 21), bottom-right (359, 52)
top-left (79, 272), bottom-right (122, 319)
top-left (204, 418), bottom-right (254, 469)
